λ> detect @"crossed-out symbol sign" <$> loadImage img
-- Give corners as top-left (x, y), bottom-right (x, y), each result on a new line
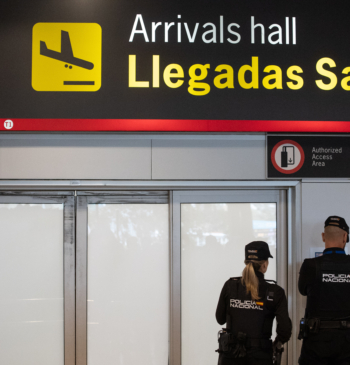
top-left (271, 140), bottom-right (305, 174)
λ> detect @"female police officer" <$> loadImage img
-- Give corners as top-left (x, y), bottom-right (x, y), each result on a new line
top-left (216, 241), bottom-right (292, 365)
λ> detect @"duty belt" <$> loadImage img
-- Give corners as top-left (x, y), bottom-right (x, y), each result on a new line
top-left (216, 329), bottom-right (272, 353)
top-left (319, 320), bottom-right (350, 329)
top-left (306, 318), bottom-right (350, 332)
top-left (247, 338), bottom-right (272, 348)
top-left (226, 334), bottom-right (272, 348)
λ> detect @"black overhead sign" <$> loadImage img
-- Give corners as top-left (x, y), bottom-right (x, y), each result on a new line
top-left (267, 135), bottom-right (350, 178)
top-left (2, 0), bottom-right (350, 131)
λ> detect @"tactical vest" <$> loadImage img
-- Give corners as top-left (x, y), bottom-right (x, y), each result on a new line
top-left (306, 255), bottom-right (350, 319)
top-left (226, 277), bottom-right (278, 339)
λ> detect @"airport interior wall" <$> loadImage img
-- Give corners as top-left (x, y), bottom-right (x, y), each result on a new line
top-left (0, 133), bottom-right (265, 179)
top-left (0, 133), bottom-right (346, 252)
top-left (0, 132), bottom-right (348, 359)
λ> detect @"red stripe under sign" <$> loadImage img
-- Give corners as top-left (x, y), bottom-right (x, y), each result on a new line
top-left (1, 119), bottom-right (350, 132)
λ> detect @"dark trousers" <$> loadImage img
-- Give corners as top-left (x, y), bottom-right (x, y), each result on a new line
top-left (299, 330), bottom-right (350, 365)
top-left (219, 348), bottom-right (273, 365)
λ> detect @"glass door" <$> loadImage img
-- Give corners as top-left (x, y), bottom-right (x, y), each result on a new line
top-left (76, 191), bottom-right (170, 365)
top-left (0, 187), bottom-right (289, 365)
top-left (0, 192), bottom-right (75, 365)
top-left (171, 190), bottom-right (287, 365)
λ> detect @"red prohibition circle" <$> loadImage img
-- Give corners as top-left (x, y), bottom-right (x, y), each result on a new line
top-left (271, 140), bottom-right (305, 174)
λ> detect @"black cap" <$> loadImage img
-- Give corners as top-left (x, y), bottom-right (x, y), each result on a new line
top-left (245, 241), bottom-right (273, 261)
top-left (324, 216), bottom-right (349, 243)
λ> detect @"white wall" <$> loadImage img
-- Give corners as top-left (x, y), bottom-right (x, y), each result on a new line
top-left (0, 134), bottom-right (265, 180)
top-left (0, 135), bottom-right (152, 179)
top-left (301, 182), bottom-right (350, 260)
top-left (299, 181), bottom-right (350, 334)
top-left (152, 135), bottom-right (265, 179)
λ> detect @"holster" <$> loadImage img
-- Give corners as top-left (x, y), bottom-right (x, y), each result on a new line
top-left (272, 342), bottom-right (284, 365)
top-left (307, 318), bottom-right (320, 333)
top-left (298, 317), bottom-right (324, 339)
top-left (216, 330), bottom-right (248, 358)
top-left (216, 329), bottom-right (233, 353)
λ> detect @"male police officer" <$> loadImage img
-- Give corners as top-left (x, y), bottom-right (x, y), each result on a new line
top-left (298, 216), bottom-right (350, 365)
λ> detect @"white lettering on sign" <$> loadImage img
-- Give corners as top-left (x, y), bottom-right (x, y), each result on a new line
top-left (129, 14), bottom-right (297, 45)
top-left (311, 147), bottom-right (343, 167)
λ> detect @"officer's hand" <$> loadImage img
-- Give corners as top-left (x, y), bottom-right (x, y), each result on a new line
top-left (273, 339), bottom-right (284, 353)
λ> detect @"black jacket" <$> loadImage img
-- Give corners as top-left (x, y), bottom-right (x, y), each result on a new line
top-left (216, 271), bottom-right (292, 344)
top-left (299, 247), bottom-right (350, 320)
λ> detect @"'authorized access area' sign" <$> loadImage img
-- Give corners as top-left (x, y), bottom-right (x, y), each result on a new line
top-left (268, 135), bottom-right (350, 178)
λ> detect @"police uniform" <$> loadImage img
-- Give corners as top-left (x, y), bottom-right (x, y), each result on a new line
top-left (298, 216), bottom-right (350, 365)
top-left (216, 241), bottom-right (292, 365)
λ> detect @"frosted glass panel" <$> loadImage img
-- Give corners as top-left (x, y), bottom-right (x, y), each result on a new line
top-left (181, 203), bottom-right (276, 365)
top-left (0, 204), bottom-right (64, 365)
top-left (88, 204), bottom-right (169, 365)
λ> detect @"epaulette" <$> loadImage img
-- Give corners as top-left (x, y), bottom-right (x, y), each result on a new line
top-left (265, 279), bottom-right (277, 285)
top-left (230, 276), bottom-right (241, 281)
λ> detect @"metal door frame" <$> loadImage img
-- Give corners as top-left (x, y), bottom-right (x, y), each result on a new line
top-left (75, 191), bottom-right (169, 365)
top-left (170, 188), bottom-right (298, 365)
top-left (0, 181), bottom-right (301, 365)
top-left (0, 191), bottom-right (76, 365)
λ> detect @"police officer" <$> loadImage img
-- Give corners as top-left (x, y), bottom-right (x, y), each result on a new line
top-left (298, 216), bottom-right (350, 365)
top-left (216, 241), bottom-right (292, 365)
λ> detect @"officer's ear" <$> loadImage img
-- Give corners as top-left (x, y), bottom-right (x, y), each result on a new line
top-left (343, 232), bottom-right (347, 246)
top-left (322, 232), bottom-right (326, 242)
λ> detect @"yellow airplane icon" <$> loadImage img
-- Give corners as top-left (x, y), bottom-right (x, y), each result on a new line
top-left (32, 23), bottom-right (102, 91)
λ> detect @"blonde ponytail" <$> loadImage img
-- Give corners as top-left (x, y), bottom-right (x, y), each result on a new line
top-left (241, 260), bottom-right (266, 301)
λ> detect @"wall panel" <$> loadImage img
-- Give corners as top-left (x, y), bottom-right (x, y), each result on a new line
top-left (301, 182), bottom-right (350, 260)
top-left (152, 136), bottom-right (265, 180)
top-left (0, 135), bottom-right (151, 179)
top-left (300, 181), bottom-right (350, 329)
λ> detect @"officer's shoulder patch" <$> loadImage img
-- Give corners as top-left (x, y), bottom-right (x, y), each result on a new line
top-left (265, 283), bottom-right (280, 303)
